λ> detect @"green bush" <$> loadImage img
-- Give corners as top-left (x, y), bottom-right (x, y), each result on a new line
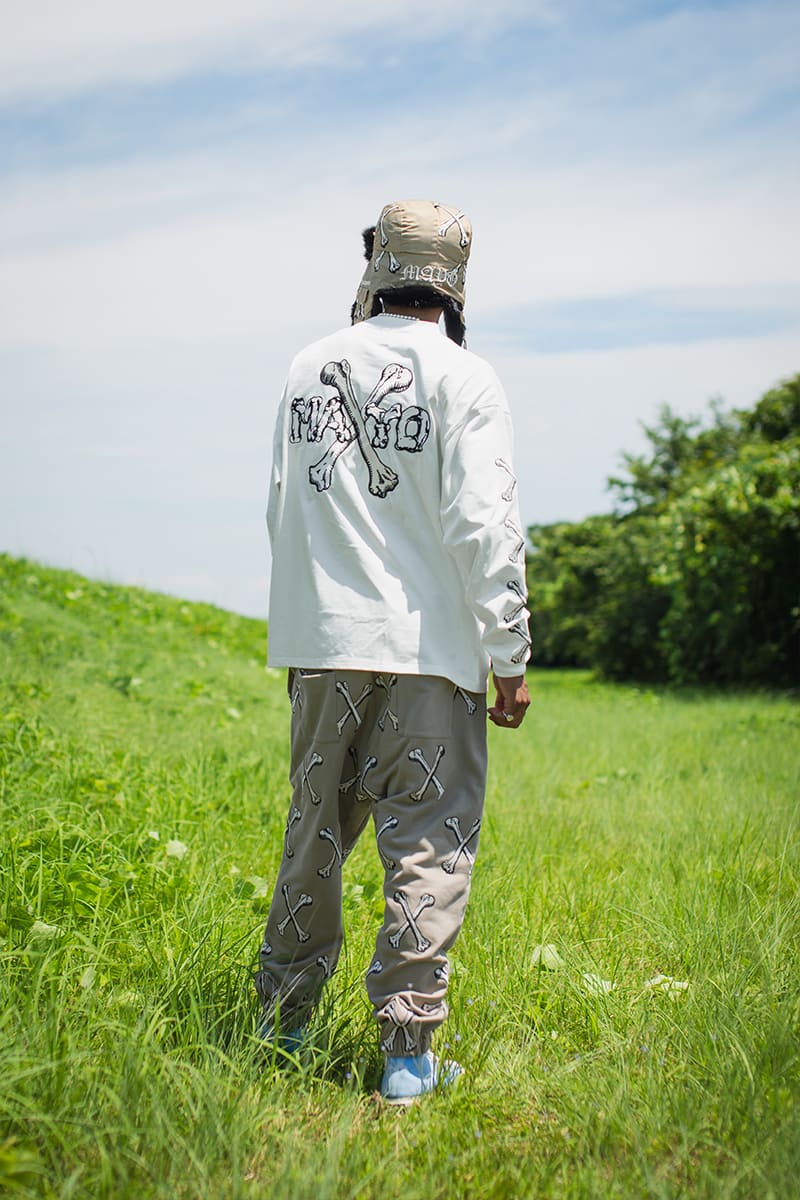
top-left (656, 440), bottom-right (800, 683)
top-left (527, 374), bottom-right (800, 685)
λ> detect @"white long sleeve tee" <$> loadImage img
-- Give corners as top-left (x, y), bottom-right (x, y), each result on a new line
top-left (266, 313), bottom-right (531, 693)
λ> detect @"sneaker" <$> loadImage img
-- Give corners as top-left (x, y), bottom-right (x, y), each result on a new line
top-left (380, 1051), bottom-right (463, 1106)
top-left (256, 1016), bottom-right (307, 1055)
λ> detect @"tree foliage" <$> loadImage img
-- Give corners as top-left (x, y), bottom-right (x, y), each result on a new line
top-left (527, 375), bottom-right (800, 685)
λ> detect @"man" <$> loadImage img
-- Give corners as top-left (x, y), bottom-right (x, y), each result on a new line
top-left (256, 199), bottom-right (531, 1105)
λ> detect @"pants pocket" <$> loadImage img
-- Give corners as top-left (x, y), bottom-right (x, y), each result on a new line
top-left (292, 670), bottom-right (341, 745)
top-left (394, 675), bottom-right (454, 740)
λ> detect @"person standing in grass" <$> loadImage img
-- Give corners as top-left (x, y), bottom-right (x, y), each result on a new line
top-left (256, 199), bottom-right (531, 1104)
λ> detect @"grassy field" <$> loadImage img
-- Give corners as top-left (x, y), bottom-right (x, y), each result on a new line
top-left (0, 552), bottom-right (798, 1199)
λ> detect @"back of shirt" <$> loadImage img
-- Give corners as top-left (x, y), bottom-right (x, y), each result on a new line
top-left (267, 313), bottom-right (531, 693)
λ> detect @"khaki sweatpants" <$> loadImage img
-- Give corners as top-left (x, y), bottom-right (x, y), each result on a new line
top-left (254, 668), bottom-right (487, 1055)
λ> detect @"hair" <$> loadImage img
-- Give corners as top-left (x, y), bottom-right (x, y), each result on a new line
top-left (352, 225), bottom-right (467, 347)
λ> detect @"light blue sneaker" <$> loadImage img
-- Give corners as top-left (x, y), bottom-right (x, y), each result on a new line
top-left (380, 1051), bottom-right (464, 1106)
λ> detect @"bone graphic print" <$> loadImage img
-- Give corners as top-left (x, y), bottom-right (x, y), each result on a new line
top-left (355, 755), bottom-right (381, 804)
top-left (338, 746), bottom-right (360, 794)
top-left (382, 1025), bottom-right (416, 1054)
top-left (495, 457), bottom-right (518, 502)
top-left (442, 815), bottom-right (481, 874)
top-left (317, 827), bottom-right (344, 878)
top-left (290, 395), bottom-right (348, 444)
top-left (454, 686), bottom-right (478, 716)
top-left (374, 247), bottom-right (401, 274)
top-left (375, 813), bottom-right (399, 870)
top-left (504, 518), bottom-right (525, 563)
top-left (375, 673), bottom-right (399, 731)
top-left (309, 363), bottom-right (413, 492)
top-left (372, 205), bottom-right (405, 275)
top-left (494, 453), bottom-right (520, 501)
top-left (366, 400), bottom-right (401, 449)
top-left (319, 360), bottom-right (398, 497)
top-left (379, 998), bottom-right (417, 1054)
top-left (301, 752), bottom-right (324, 805)
top-left (503, 578), bottom-right (528, 626)
top-left (408, 745), bottom-right (446, 802)
top-left (335, 680), bottom-right (373, 735)
top-left (277, 883), bottom-right (312, 943)
top-left (434, 203), bottom-right (471, 249)
top-left (388, 890), bottom-right (436, 953)
top-left (378, 203), bottom-right (403, 249)
top-left (284, 806), bottom-right (301, 859)
top-left (509, 620), bottom-right (532, 665)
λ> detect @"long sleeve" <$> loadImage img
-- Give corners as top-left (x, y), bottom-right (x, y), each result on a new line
top-left (266, 385), bottom-right (288, 550)
top-left (439, 386), bottom-right (531, 678)
top-left (266, 316), bottom-right (528, 692)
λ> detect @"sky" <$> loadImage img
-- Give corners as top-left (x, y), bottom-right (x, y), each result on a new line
top-left (1, 0), bottom-right (799, 618)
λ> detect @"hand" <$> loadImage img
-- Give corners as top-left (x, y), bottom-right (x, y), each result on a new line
top-left (488, 672), bottom-right (530, 729)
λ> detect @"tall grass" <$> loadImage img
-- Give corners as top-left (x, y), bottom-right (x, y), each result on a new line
top-left (1, 553), bottom-right (798, 1198)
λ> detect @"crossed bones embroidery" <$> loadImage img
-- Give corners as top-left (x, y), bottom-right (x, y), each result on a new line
top-left (389, 889), bottom-right (436, 953)
top-left (277, 883), bottom-right (312, 943)
top-left (442, 815), bottom-right (481, 874)
top-left (338, 747), bottom-right (381, 804)
top-left (378, 997), bottom-right (418, 1054)
top-left (290, 361), bottom-right (431, 497)
top-left (408, 744), bottom-right (446, 802)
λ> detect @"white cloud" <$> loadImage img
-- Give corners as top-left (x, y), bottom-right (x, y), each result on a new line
top-left (0, 0), bottom-right (556, 102)
top-left (2, 1), bottom-right (798, 615)
top-left (491, 326), bottom-right (800, 526)
top-left (1, 157), bottom-right (796, 372)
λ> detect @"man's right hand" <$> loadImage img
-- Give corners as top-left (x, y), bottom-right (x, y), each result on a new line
top-left (488, 672), bottom-right (530, 728)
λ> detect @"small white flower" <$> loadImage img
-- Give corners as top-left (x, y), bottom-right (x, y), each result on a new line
top-left (107, 989), bottom-right (143, 1009)
top-left (531, 944), bottom-right (565, 970)
top-left (644, 974), bottom-right (689, 997)
top-left (165, 839), bottom-right (189, 860)
top-left (29, 920), bottom-right (62, 940)
top-left (582, 972), bottom-right (615, 995)
top-left (226, 706), bottom-right (242, 720)
top-left (246, 875), bottom-right (270, 898)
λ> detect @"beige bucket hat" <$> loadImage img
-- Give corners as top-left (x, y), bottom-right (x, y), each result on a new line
top-left (352, 199), bottom-right (472, 324)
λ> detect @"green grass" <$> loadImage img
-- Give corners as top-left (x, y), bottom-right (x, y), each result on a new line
top-left (1, 551), bottom-right (798, 1199)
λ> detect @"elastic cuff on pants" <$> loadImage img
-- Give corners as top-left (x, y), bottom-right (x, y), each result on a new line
top-left (376, 995), bottom-right (446, 1056)
top-left (254, 967), bottom-right (320, 1028)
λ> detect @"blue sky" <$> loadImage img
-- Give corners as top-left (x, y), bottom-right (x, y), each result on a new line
top-left (1, 0), bottom-right (798, 616)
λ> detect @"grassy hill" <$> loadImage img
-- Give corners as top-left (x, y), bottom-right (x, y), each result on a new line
top-left (1, 553), bottom-right (798, 1198)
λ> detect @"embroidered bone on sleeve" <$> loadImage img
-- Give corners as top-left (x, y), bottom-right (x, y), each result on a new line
top-left (439, 373), bottom-right (531, 678)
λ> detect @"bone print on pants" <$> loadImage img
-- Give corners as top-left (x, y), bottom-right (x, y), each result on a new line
top-left (254, 669), bottom-right (487, 1054)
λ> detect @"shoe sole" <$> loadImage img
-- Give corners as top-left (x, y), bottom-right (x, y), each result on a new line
top-left (382, 1093), bottom-right (418, 1107)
